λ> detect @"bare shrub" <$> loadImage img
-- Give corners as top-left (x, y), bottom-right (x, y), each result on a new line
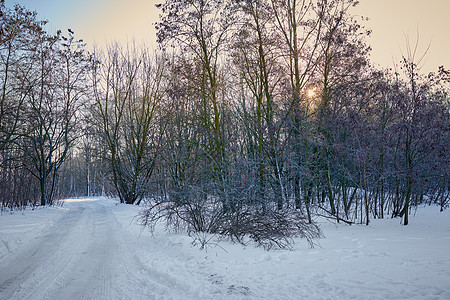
top-left (217, 206), bottom-right (322, 250)
top-left (138, 191), bottom-right (322, 250)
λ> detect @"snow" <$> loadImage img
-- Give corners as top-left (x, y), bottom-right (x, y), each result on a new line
top-left (1, 197), bottom-right (449, 299)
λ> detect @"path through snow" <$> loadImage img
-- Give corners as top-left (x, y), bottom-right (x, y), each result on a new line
top-left (0, 198), bottom-right (201, 299)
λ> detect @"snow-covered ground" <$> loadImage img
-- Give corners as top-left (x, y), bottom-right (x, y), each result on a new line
top-left (0, 197), bottom-right (449, 300)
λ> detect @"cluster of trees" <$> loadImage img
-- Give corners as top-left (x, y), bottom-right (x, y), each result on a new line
top-left (1, 0), bottom-right (449, 245)
top-left (0, 1), bottom-right (89, 207)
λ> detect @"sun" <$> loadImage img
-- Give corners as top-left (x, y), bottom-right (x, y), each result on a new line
top-left (307, 88), bottom-right (316, 98)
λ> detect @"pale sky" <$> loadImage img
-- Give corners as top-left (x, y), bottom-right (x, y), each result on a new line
top-left (6, 0), bottom-right (450, 74)
top-left (353, 0), bottom-right (450, 74)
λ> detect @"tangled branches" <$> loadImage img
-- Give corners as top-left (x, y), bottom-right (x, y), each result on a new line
top-left (138, 194), bottom-right (322, 250)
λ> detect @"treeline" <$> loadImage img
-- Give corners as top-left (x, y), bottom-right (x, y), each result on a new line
top-left (1, 1), bottom-right (449, 237)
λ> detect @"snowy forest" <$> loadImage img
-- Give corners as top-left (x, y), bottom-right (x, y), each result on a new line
top-left (1, 0), bottom-right (449, 248)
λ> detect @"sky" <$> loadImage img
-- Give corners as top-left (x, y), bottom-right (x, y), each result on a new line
top-left (5, 0), bottom-right (450, 74)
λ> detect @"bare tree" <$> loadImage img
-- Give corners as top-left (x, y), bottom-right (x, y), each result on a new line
top-left (157, 0), bottom-right (233, 208)
top-left (0, 3), bottom-right (47, 208)
top-left (91, 43), bottom-right (166, 204)
top-left (19, 29), bottom-right (88, 206)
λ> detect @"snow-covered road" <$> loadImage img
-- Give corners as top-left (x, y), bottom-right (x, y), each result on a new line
top-left (1, 197), bottom-right (450, 300)
top-left (1, 199), bottom-right (126, 299)
top-left (0, 198), bottom-right (202, 299)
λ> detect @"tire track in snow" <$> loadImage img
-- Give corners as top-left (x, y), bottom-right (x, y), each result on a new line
top-left (0, 207), bottom-right (86, 299)
top-left (0, 200), bottom-right (119, 300)
top-left (42, 201), bottom-right (117, 300)
top-left (2, 198), bottom-right (207, 299)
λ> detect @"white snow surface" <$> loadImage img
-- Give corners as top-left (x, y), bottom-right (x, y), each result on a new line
top-left (0, 197), bottom-right (449, 300)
